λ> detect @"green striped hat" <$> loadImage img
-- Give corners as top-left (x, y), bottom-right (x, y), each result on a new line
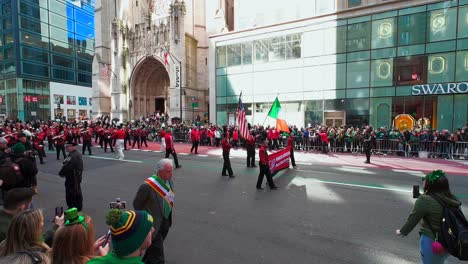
top-left (105, 209), bottom-right (154, 257)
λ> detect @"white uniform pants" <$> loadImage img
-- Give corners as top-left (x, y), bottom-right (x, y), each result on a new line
top-left (116, 139), bottom-right (125, 159)
top-left (161, 137), bottom-right (166, 151)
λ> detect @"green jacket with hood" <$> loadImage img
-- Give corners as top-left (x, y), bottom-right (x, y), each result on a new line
top-left (400, 193), bottom-right (462, 240)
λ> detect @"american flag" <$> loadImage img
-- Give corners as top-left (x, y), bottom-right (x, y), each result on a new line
top-left (236, 93), bottom-right (249, 139)
top-left (102, 63), bottom-right (109, 79)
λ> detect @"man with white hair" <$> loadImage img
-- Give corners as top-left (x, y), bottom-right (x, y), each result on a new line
top-left (133, 158), bottom-right (175, 264)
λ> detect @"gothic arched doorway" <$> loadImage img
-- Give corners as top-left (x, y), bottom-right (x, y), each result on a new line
top-left (129, 56), bottom-right (170, 119)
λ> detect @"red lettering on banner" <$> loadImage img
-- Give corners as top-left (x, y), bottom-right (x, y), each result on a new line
top-left (32, 97), bottom-right (38, 102)
top-left (268, 146), bottom-right (291, 175)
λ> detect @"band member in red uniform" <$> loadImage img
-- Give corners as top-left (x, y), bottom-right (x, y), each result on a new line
top-left (53, 131), bottom-right (66, 160)
top-left (140, 126), bottom-right (148, 148)
top-left (246, 131), bottom-right (257, 168)
top-left (256, 140), bottom-right (278, 190)
top-left (114, 125), bottom-right (126, 160)
top-left (132, 127), bottom-right (141, 149)
top-left (165, 129), bottom-right (181, 168)
top-left (232, 129), bottom-right (239, 148)
top-left (221, 133), bottom-right (234, 177)
top-left (124, 125), bottom-right (132, 150)
top-left (103, 127), bottom-right (114, 153)
top-left (190, 127), bottom-right (200, 154)
top-left (81, 125), bottom-right (93, 155)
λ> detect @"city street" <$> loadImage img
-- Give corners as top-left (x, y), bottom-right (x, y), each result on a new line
top-left (35, 143), bottom-right (468, 264)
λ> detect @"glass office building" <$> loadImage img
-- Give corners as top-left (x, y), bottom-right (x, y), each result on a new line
top-left (0, 0), bottom-right (94, 120)
top-left (212, 0), bottom-right (468, 131)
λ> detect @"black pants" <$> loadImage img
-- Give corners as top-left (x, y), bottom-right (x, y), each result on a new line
top-left (257, 164), bottom-right (276, 188)
top-left (82, 140), bottom-right (92, 155)
top-left (65, 174), bottom-right (83, 211)
top-left (56, 145), bottom-right (66, 160)
top-left (272, 139), bottom-right (279, 150)
top-left (104, 138), bottom-right (114, 152)
top-left (222, 152), bottom-right (233, 176)
top-left (95, 133), bottom-right (99, 143)
top-left (290, 149), bottom-right (296, 167)
top-left (141, 137), bottom-right (148, 147)
top-left (48, 139), bottom-right (55, 150)
top-left (132, 136), bottom-right (141, 148)
top-left (215, 138), bottom-right (220, 147)
top-left (365, 149), bottom-right (371, 163)
top-left (165, 149), bottom-right (180, 167)
top-left (124, 136), bottom-right (131, 150)
top-left (246, 145), bottom-right (255, 167)
top-left (191, 141), bottom-right (199, 153)
top-left (143, 217), bottom-right (171, 264)
top-left (322, 142), bottom-right (328, 154)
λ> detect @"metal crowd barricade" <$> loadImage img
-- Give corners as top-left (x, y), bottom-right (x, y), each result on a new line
top-left (452, 142), bottom-right (468, 160)
top-left (406, 140), bottom-right (453, 159)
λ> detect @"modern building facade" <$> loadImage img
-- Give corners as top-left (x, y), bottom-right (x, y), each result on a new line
top-left (0, 0), bottom-right (94, 121)
top-left (208, 0), bottom-right (468, 131)
top-left (92, 0), bottom-right (209, 123)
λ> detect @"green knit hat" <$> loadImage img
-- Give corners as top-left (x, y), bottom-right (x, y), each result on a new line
top-left (422, 170), bottom-right (446, 184)
top-left (105, 209), bottom-right (154, 257)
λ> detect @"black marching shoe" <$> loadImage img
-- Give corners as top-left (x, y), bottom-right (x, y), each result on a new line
top-left (222, 174), bottom-right (228, 176)
top-left (256, 187), bottom-right (264, 190)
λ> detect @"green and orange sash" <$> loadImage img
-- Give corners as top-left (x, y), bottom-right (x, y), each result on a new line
top-left (145, 175), bottom-right (174, 219)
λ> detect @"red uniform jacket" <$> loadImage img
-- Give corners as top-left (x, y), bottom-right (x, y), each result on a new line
top-left (114, 129), bottom-right (125, 140)
top-left (191, 130), bottom-right (200, 141)
top-left (259, 145), bottom-right (269, 165)
top-left (232, 130), bottom-right (239, 141)
top-left (221, 137), bottom-right (231, 153)
top-left (165, 133), bottom-right (174, 150)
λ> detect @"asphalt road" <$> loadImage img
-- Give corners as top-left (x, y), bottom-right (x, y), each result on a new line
top-left (34, 146), bottom-right (468, 264)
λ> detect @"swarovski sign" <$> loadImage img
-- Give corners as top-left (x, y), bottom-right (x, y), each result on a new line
top-left (411, 82), bottom-right (468, 95)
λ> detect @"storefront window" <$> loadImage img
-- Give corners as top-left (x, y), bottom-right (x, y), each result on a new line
top-left (347, 61), bottom-right (370, 88)
top-left (372, 17), bottom-right (396, 49)
top-left (347, 22), bottom-right (370, 52)
top-left (398, 12), bottom-right (426, 46)
top-left (427, 52), bottom-right (455, 83)
top-left (456, 50), bottom-right (468, 82)
top-left (394, 56), bottom-right (427, 86)
top-left (371, 59), bottom-right (393, 87)
top-left (427, 8), bottom-right (456, 42)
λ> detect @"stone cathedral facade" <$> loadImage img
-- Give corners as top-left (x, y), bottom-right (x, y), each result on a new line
top-left (92, 0), bottom-right (208, 123)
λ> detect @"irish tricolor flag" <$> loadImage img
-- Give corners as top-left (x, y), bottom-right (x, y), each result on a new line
top-left (267, 97), bottom-right (290, 133)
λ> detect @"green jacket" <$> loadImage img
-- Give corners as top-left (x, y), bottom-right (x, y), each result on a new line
top-left (87, 253), bottom-right (144, 264)
top-left (400, 193), bottom-right (462, 240)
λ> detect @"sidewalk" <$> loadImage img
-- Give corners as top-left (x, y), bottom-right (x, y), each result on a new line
top-left (129, 141), bottom-right (468, 176)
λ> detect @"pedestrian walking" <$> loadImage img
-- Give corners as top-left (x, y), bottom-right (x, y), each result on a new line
top-left (160, 129), bottom-right (166, 151)
top-left (133, 158), bottom-right (175, 264)
top-left (165, 129), bottom-right (181, 169)
top-left (221, 133), bottom-right (234, 177)
top-left (58, 142), bottom-right (84, 211)
top-left (256, 140), bottom-right (278, 190)
top-left (54, 132), bottom-right (66, 160)
top-left (363, 130), bottom-right (373, 164)
top-left (140, 126), bottom-right (149, 148)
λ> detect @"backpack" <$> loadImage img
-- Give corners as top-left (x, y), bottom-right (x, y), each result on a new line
top-left (430, 195), bottom-right (468, 260)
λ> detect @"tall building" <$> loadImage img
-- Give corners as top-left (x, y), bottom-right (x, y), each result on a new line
top-left (0, 0), bottom-right (95, 121)
top-left (208, 0), bottom-right (468, 131)
top-left (92, 0), bottom-right (209, 123)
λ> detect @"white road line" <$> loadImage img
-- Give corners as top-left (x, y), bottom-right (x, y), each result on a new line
top-left (140, 150), bottom-right (152, 152)
top-left (392, 169), bottom-right (424, 174)
top-left (84, 155), bottom-right (143, 163)
top-left (129, 149), bottom-right (140, 151)
top-left (179, 153), bottom-right (189, 155)
top-left (197, 154), bottom-right (208, 157)
top-left (153, 151), bottom-right (162, 153)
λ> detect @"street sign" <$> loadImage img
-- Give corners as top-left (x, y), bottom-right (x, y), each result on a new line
top-left (191, 102), bottom-right (199, 109)
top-left (191, 96), bottom-right (197, 102)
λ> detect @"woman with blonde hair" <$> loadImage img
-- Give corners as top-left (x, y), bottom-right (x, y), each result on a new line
top-left (0, 208), bottom-right (50, 257)
top-left (52, 208), bottom-right (109, 264)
